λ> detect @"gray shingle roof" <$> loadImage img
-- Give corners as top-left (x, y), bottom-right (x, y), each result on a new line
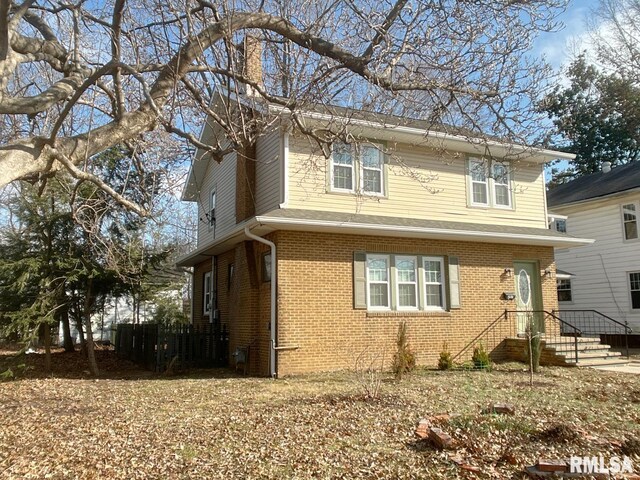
top-left (547, 161), bottom-right (640, 207)
top-left (260, 208), bottom-right (576, 240)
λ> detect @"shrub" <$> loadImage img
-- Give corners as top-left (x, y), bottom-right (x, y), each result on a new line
top-left (392, 321), bottom-right (416, 379)
top-left (438, 342), bottom-right (453, 370)
top-left (472, 342), bottom-right (492, 371)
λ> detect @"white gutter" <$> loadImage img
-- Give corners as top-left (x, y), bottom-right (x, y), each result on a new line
top-left (244, 227), bottom-right (277, 378)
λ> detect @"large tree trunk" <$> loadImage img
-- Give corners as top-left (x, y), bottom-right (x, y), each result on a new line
top-left (76, 316), bottom-right (86, 356)
top-left (59, 303), bottom-right (74, 353)
top-left (84, 279), bottom-right (99, 376)
top-left (43, 322), bottom-right (52, 373)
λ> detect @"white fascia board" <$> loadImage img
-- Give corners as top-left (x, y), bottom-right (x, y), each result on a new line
top-left (255, 215), bottom-right (594, 248)
top-left (270, 106), bottom-right (575, 164)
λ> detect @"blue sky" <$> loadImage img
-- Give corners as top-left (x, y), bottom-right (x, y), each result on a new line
top-left (533, 0), bottom-right (601, 70)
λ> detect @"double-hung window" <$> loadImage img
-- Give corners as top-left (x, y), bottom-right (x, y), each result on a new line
top-left (557, 279), bottom-right (572, 302)
top-left (366, 255), bottom-right (390, 309)
top-left (468, 158), bottom-right (512, 208)
top-left (331, 143), bottom-right (384, 195)
top-left (469, 159), bottom-right (489, 205)
top-left (361, 145), bottom-right (384, 195)
top-left (630, 272), bottom-right (640, 310)
top-left (423, 257), bottom-right (446, 310)
top-left (331, 143), bottom-right (355, 192)
top-left (622, 203), bottom-right (638, 240)
top-left (395, 256), bottom-right (418, 310)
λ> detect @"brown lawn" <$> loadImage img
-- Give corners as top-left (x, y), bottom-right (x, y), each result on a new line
top-left (0, 349), bottom-right (639, 479)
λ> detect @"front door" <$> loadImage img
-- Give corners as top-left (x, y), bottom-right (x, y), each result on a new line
top-left (513, 261), bottom-right (544, 335)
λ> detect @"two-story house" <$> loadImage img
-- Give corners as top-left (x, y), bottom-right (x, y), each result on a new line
top-left (548, 161), bottom-right (640, 346)
top-left (176, 45), bottom-right (592, 377)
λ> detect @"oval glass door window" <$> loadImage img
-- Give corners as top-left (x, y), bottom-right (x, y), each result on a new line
top-left (518, 269), bottom-right (531, 306)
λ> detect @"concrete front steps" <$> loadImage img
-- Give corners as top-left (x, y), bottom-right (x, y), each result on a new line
top-left (504, 336), bottom-right (629, 368)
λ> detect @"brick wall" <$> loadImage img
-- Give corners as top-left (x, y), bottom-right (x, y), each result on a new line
top-left (275, 231), bottom-right (558, 376)
top-left (192, 231), bottom-right (558, 377)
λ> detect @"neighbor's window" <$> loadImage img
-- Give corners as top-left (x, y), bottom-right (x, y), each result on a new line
top-left (630, 272), bottom-right (640, 309)
top-left (262, 253), bottom-right (272, 282)
top-left (423, 256), bottom-right (446, 310)
top-left (366, 254), bottom-right (390, 309)
top-left (331, 143), bottom-right (354, 191)
top-left (557, 279), bottom-right (572, 302)
top-left (203, 271), bottom-right (212, 315)
top-left (395, 256), bottom-right (418, 309)
top-left (468, 158), bottom-right (512, 208)
top-left (622, 203), bottom-right (638, 240)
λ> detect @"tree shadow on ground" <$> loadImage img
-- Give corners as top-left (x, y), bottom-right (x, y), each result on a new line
top-left (0, 346), bottom-right (243, 381)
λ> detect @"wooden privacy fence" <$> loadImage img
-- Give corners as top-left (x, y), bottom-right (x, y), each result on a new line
top-left (115, 322), bottom-right (229, 372)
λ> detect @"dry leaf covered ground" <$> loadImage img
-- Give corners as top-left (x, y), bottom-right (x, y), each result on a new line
top-left (0, 349), bottom-right (639, 479)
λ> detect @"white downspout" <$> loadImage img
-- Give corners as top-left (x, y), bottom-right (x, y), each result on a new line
top-left (244, 227), bottom-right (277, 378)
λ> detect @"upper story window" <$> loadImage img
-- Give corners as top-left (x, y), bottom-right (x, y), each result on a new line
top-left (468, 158), bottom-right (512, 208)
top-left (331, 143), bottom-right (384, 195)
top-left (622, 203), bottom-right (638, 240)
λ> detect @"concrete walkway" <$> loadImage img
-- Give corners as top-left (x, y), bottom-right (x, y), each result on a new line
top-left (591, 360), bottom-right (640, 374)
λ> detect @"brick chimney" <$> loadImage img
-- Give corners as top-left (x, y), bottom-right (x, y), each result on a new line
top-left (243, 35), bottom-right (263, 96)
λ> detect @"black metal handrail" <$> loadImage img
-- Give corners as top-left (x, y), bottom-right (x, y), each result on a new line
top-left (451, 311), bottom-right (509, 362)
top-left (552, 309), bottom-right (631, 359)
top-left (453, 309), bottom-right (588, 365)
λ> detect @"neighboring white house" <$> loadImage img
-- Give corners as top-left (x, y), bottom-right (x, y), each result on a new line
top-left (547, 161), bottom-right (640, 337)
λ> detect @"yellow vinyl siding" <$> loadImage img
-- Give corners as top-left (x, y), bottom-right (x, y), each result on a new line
top-left (287, 134), bottom-right (547, 229)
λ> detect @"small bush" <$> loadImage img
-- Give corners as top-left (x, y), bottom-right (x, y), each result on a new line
top-left (392, 321), bottom-right (416, 379)
top-left (472, 342), bottom-right (492, 371)
top-left (438, 342), bottom-right (453, 370)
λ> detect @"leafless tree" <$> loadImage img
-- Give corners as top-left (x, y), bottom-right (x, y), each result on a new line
top-left (588, 0), bottom-right (640, 83)
top-left (0, 0), bottom-right (568, 212)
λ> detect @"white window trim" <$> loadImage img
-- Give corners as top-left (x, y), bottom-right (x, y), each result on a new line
top-left (330, 143), bottom-right (355, 193)
top-left (359, 144), bottom-right (385, 196)
top-left (556, 278), bottom-right (573, 303)
top-left (491, 161), bottom-right (512, 209)
top-left (468, 158), bottom-right (489, 206)
top-left (366, 254), bottom-right (391, 311)
top-left (423, 256), bottom-right (447, 311)
top-left (203, 271), bottom-right (212, 315)
top-left (629, 271), bottom-right (640, 310)
top-left (467, 157), bottom-right (513, 209)
top-left (330, 142), bottom-right (385, 196)
top-left (621, 202), bottom-right (639, 242)
top-left (395, 255), bottom-right (419, 311)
